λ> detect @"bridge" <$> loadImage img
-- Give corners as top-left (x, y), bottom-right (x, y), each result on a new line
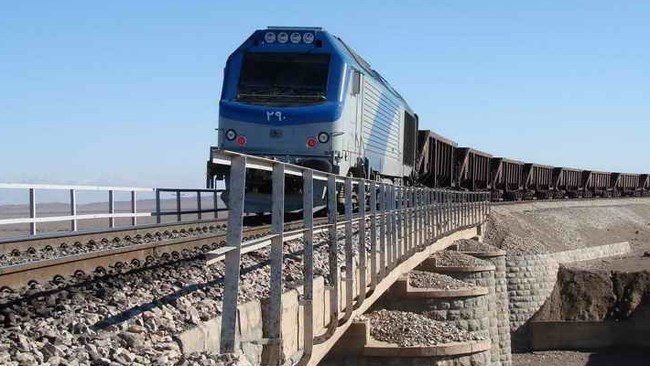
top-left (2, 150), bottom-right (648, 366)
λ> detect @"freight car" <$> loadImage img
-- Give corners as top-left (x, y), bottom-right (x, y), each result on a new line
top-left (490, 158), bottom-right (524, 201)
top-left (553, 167), bottom-right (583, 199)
top-left (416, 130), bottom-right (456, 188)
top-left (523, 163), bottom-right (555, 199)
top-left (640, 175), bottom-right (650, 196)
top-left (612, 173), bottom-right (640, 197)
top-left (207, 27), bottom-right (650, 211)
top-left (455, 148), bottom-right (492, 192)
top-left (583, 170), bottom-right (612, 198)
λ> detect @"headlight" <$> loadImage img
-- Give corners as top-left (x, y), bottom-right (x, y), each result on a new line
top-left (264, 32), bottom-right (276, 43)
top-left (303, 33), bottom-right (314, 44)
top-left (317, 132), bottom-right (330, 143)
top-left (277, 32), bottom-right (289, 43)
top-left (290, 32), bottom-right (301, 43)
top-left (225, 129), bottom-right (237, 141)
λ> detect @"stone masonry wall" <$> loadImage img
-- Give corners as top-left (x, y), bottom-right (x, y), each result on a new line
top-left (438, 269), bottom-right (499, 366)
top-left (380, 293), bottom-right (491, 343)
top-left (505, 242), bottom-right (631, 350)
top-left (463, 254), bottom-right (511, 366)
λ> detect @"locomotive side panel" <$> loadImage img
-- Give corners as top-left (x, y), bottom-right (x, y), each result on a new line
top-left (360, 76), bottom-right (406, 179)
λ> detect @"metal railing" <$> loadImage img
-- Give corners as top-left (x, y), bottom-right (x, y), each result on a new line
top-left (207, 150), bottom-right (491, 366)
top-left (0, 183), bottom-right (226, 238)
top-left (154, 188), bottom-right (227, 223)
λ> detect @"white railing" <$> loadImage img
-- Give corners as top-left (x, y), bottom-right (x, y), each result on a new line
top-left (0, 183), bottom-right (226, 238)
top-left (206, 149), bottom-right (491, 366)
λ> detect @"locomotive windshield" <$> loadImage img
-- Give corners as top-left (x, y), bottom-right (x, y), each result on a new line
top-left (237, 53), bottom-right (330, 106)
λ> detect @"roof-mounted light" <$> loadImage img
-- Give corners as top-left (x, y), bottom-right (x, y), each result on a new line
top-left (290, 32), bottom-right (301, 44)
top-left (277, 32), bottom-right (289, 43)
top-left (302, 33), bottom-right (314, 44)
top-left (264, 32), bottom-right (276, 43)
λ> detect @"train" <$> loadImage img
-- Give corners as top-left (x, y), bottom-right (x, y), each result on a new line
top-left (206, 26), bottom-right (649, 212)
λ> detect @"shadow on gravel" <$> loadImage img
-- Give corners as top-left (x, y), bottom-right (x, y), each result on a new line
top-left (586, 349), bottom-right (650, 366)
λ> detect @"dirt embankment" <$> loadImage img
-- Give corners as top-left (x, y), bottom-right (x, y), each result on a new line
top-left (533, 266), bottom-right (650, 322)
top-left (485, 198), bottom-right (650, 267)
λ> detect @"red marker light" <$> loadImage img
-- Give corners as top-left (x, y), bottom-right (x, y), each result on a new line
top-left (237, 136), bottom-right (247, 145)
top-left (306, 137), bottom-right (318, 148)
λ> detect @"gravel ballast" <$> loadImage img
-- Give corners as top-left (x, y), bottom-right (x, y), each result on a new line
top-left (0, 223), bottom-right (372, 365)
top-left (453, 239), bottom-right (501, 253)
top-left (361, 309), bottom-right (484, 347)
top-left (430, 250), bottom-right (491, 268)
top-left (408, 270), bottom-right (475, 289)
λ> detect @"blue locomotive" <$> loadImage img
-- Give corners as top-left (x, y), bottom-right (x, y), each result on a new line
top-left (211, 27), bottom-right (418, 212)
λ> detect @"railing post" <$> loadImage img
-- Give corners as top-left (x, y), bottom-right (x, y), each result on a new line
top-left (369, 181), bottom-right (378, 290)
top-left (70, 189), bottom-right (77, 232)
top-left (197, 191), bottom-right (202, 220)
top-left (28, 188), bottom-right (36, 235)
top-left (301, 169), bottom-right (314, 362)
top-left (357, 179), bottom-right (367, 305)
top-left (316, 175), bottom-right (338, 343)
top-left (341, 177), bottom-right (354, 323)
top-left (462, 193), bottom-right (467, 227)
top-left (434, 190), bottom-right (439, 238)
top-left (444, 192), bottom-right (453, 233)
top-left (390, 184), bottom-right (397, 268)
top-left (176, 190), bottom-right (182, 222)
top-left (220, 155), bottom-right (247, 353)
top-left (214, 190), bottom-right (219, 219)
top-left (395, 186), bottom-right (402, 261)
top-left (109, 190), bottom-right (115, 228)
top-left (156, 190), bottom-right (161, 224)
top-left (378, 183), bottom-right (386, 279)
top-left (131, 190), bottom-right (137, 226)
top-left (411, 188), bottom-right (417, 253)
top-left (268, 163), bottom-right (285, 364)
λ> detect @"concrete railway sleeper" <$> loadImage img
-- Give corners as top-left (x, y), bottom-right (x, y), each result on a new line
top-left (208, 150), bottom-right (490, 366)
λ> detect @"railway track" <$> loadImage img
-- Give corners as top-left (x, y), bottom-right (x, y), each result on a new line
top-left (0, 215), bottom-right (330, 290)
top-left (2, 195), bottom-right (646, 290)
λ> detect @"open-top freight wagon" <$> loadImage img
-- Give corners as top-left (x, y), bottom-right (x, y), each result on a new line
top-left (490, 158), bottom-right (524, 201)
top-left (553, 167), bottom-right (584, 199)
top-left (416, 130), bottom-right (457, 188)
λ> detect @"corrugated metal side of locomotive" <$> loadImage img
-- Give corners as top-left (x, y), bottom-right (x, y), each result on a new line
top-left (612, 173), bottom-right (640, 197)
top-left (553, 167), bottom-right (584, 198)
top-left (455, 148), bottom-right (492, 191)
top-left (355, 68), bottom-right (416, 182)
top-left (490, 158), bottom-right (524, 201)
top-left (523, 163), bottom-right (555, 199)
top-left (416, 130), bottom-right (457, 188)
top-left (582, 170), bottom-right (612, 198)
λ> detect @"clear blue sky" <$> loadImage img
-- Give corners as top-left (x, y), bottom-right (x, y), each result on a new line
top-left (1, 1), bottom-right (649, 189)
